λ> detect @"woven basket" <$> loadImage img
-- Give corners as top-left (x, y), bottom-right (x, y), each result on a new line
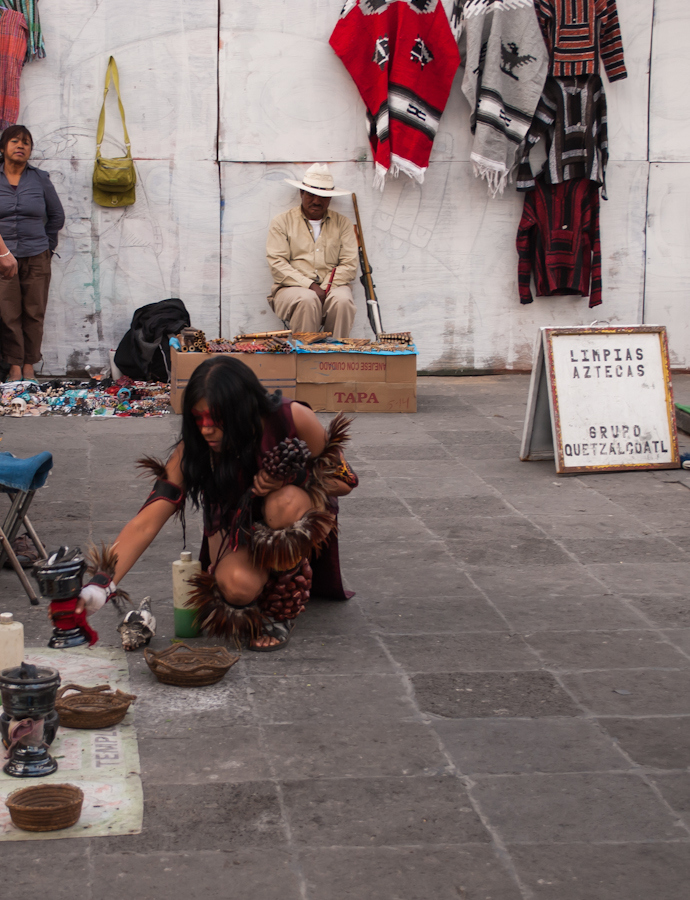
top-left (55, 684), bottom-right (137, 729)
top-left (6, 783), bottom-right (84, 832)
top-left (144, 643), bottom-right (239, 686)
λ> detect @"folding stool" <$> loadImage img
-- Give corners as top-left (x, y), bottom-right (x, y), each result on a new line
top-left (0, 451), bottom-right (53, 605)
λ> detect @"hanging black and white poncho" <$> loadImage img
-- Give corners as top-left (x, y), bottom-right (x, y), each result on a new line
top-left (453, 0), bottom-right (549, 196)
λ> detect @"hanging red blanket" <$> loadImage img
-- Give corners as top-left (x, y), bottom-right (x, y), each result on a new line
top-left (330, 0), bottom-right (460, 190)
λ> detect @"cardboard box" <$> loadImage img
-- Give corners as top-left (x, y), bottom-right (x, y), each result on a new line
top-left (170, 348), bottom-right (416, 414)
top-left (296, 352), bottom-right (416, 384)
top-left (296, 381), bottom-right (416, 413)
top-left (170, 348), bottom-right (296, 413)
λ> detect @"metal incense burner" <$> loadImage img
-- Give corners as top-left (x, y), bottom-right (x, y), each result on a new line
top-left (34, 547), bottom-right (89, 649)
top-left (0, 661), bottom-right (61, 777)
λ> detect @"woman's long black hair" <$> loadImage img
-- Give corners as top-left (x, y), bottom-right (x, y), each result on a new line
top-left (180, 356), bottom-right (281, 528)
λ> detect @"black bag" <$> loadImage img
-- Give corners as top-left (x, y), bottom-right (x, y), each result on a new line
top-left (114, 298), bottom-right (190, 382)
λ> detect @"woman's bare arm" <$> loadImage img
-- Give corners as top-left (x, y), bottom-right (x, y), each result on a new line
top-left (291, 402), bottom-right (327, 455)
top-left (0, 235), bottom-right (17, 279)
top-left (112, 443), bottom-right (185, 583)
top-left (111, 502), bottom-right (177, 583)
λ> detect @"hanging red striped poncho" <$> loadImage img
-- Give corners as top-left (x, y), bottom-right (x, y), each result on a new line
top-left (330, 0), bottom-right (460, 190)
top-left (0, 9), bottom-right (27, 130)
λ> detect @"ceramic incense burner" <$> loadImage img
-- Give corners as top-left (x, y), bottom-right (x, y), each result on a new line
top-left (0, 661), bottom-right (61, 777)
top-left (34, 547), bottom-right (89, 649)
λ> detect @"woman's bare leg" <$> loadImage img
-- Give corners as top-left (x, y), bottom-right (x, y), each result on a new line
top-left (213, 546), bottom-right (268, 606)
top-left (262, 484), bottom-right (314, 528)
top-left (209, 485), bottom-right (318, 648)
top-left (213, 549), bottom-right (280, 649)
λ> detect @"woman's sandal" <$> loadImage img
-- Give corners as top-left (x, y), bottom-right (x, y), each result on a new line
top-left (249, 616), bottom-right (296, 652)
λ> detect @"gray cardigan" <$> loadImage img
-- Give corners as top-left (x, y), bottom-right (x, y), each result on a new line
top-left (0, 163), bottom-right (65, 257)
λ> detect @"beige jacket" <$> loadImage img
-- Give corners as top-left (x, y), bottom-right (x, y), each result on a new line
top-left (266, 205), bottom-right (358, 299)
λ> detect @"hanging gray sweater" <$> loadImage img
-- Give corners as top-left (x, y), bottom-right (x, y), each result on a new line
top-left (454, 0), bottom-right (548, 196)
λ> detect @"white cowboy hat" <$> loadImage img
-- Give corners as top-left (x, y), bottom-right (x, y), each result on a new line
top-left (284, 163), bottom-right (349, 197)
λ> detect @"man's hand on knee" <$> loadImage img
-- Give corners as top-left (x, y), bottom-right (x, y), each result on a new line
top-left (309, 282), bottom-right (327, 304)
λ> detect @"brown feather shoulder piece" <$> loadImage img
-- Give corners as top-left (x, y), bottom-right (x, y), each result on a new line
top-left (318, 412), bottom-right (353, 471)
top-left (136, 456), bottom-right (168, 480)
top-left (307, 412), bottom-right (353, 507)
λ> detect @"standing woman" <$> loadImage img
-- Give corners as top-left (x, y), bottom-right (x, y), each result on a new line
top-left (0, 125), bottom-right (65, 381)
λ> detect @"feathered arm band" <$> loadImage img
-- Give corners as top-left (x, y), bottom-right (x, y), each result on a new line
top-left (136, 456), bottom-right (185, 513)
top-left (83, 542), bottom-right (132, 614)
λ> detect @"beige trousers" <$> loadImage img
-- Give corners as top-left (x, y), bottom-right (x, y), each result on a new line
top-left (269, 284), bottom-right (356, 339)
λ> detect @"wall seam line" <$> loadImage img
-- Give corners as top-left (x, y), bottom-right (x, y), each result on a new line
top-left (217, 0), bottom-right (222, 337)
top-left (642, 0), bottom-right (658, 324)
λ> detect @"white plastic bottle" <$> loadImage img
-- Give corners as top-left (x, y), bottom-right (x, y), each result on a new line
top-left (172, 551), bottom-right (201, 638)
top-left (0, 612), bottom-right (24, 670)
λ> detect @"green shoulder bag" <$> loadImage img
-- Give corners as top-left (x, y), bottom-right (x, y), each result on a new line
top-left (93, 56), bottom-right (136, 208)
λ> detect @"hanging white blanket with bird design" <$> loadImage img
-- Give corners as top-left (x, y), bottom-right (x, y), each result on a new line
top-left (452, 0), bottom-right (548, 196)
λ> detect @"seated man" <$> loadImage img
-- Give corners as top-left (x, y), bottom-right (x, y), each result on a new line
top-left (267, 164), bottom-right (358, 339)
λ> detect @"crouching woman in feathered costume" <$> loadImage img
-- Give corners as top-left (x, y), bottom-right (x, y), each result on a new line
top-left (80, 355), bottom-right (358, 651)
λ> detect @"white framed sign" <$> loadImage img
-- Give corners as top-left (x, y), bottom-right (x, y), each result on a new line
top-left (520, 325), bottom-right (680, 474)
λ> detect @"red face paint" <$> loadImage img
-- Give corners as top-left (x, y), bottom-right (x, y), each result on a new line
top-left (192, 409), bottom-right (218, 430)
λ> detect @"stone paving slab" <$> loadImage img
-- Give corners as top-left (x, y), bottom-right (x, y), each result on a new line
top-left (92, 849), bottom-right (305, 900)
top-left (598, 715), bottom-right (690, 768)
top-left (1, 374), bottom-right (690, 897)
top-left (260, 720), bottom-right (445, 779)
top-left (435, 717), bottom-right (630, 775)
top-left (138, 727), bottom-right (270, 784)
top-left (298, 846), bottom-right (525, 900)
top-left (470, 772), bottom-right (684, 842)
top-left (560, 669), bottom-right (690, 716)
top-left (281, 774), bottom-right (489, 845)
top-left (363, 591), bottom-right (511, 634)
top-left (507, 843), bottom-right (690, 900)
top-left (382, 633), bottom-right (540, 672)
top-left (523, 629), bottom-right (689, 670)
top-left (412, 671), bottom-right (582, 718)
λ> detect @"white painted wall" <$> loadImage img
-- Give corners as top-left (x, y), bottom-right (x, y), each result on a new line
top-left (16, 0), bottom-right (689, 373)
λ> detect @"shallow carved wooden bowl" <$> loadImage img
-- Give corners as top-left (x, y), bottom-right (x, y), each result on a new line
top-left (55, 683), bottom-right (137, 729)
top-left (6, 783), bottom-right (84, 832)
top-left (144, 643), bottom-right (239, 686)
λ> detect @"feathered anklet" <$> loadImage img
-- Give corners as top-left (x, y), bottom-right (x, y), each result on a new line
top-left (185, 571), bottom-right (263, 647)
